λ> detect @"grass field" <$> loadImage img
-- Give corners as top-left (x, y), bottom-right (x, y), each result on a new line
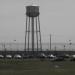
top-left (0, 59), bottom-right (75, 75)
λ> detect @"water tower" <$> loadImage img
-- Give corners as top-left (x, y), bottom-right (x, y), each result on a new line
top-left (24, 5), bottom-right (42, 56)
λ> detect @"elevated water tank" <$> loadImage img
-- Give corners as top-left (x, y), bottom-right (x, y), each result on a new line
top-left (26, 5), bottom-right (39, 17)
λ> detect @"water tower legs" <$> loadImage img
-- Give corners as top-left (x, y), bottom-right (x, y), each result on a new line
top-left (24, 6), bottom-right (42, 56)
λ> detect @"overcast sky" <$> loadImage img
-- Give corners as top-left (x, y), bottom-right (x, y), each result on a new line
top-left (0, 0), bottom-right (75, 43)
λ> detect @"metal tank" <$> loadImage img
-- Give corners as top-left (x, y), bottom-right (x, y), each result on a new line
top-left (26, 6), bottom-right (39, 17)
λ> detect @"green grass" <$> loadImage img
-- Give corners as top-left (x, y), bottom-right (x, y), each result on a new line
top-left (0, 59), bottom-right (75, 75)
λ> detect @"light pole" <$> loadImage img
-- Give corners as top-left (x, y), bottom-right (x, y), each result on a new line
top-left (63, 44), bottom-right (66, 55)
top-left (3, 43), bottom-right (6, 58)
top-left (69, 40), bottom-right (72, 51)
top-left (9, 42), bottom-right (12, 51)
top-left (54, 45), bottom-right (57, 55)
top-left (64, 45), bottom-right (66, 51)
top-left (50, 34), bottom-right (51, 51)
top-left (14, 40), bottom-right (17, 50)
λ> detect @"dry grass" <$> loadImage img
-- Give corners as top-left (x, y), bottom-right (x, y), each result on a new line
top-left (0, 59), bottom-right (75, 75)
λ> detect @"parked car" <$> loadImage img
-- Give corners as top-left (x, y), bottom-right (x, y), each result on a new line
top-left (6, 55), bottom-right (12, 59)
top-left (14, 54), bottom-right (22, 59)
top-left (47, 54), bottom-right (56, 59)
top-left (70, 55), bottom-right (75, 61)
top-left (40, 53), bottom-right (47, 58)
top-left (63, 54), bottom-right (70, 58)
top-left (53, 56), bottom-right (65, 61)
top-left (0, 55), bottom-right (4, 59)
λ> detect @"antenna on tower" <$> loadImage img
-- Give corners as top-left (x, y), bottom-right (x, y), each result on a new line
top-left (25, 0), bottom-right (40, 6)
top-left (31, 0), bottom-right (39, 6)
top-left (31, 0), bottom-right (34, 5)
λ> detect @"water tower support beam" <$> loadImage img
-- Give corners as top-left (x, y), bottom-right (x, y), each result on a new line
top-left (28, 17), bottom-right (30, 52)
top-left (25, 16), bottom-right (28, 53)
top-left (32, 17), bottom-right (34, 54)
top-left (36, 17), bottom-right (38, 53)
top-left (38, 16), bottom-right (42, 52)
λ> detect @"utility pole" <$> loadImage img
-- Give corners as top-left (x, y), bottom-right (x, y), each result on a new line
top-left (50, 34), bottom-right (51, 51)
top-left (54, 45), bottom-right (57, 55)
top-left (4, 43), bottom-right (6, 58)
top-left (63, 45), bottom-right (65, 50)
top-left (69, 40), bottom-right (72, 51)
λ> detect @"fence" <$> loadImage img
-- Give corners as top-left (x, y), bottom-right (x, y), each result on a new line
top-left (0, 42), bottom-right (75, 51)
